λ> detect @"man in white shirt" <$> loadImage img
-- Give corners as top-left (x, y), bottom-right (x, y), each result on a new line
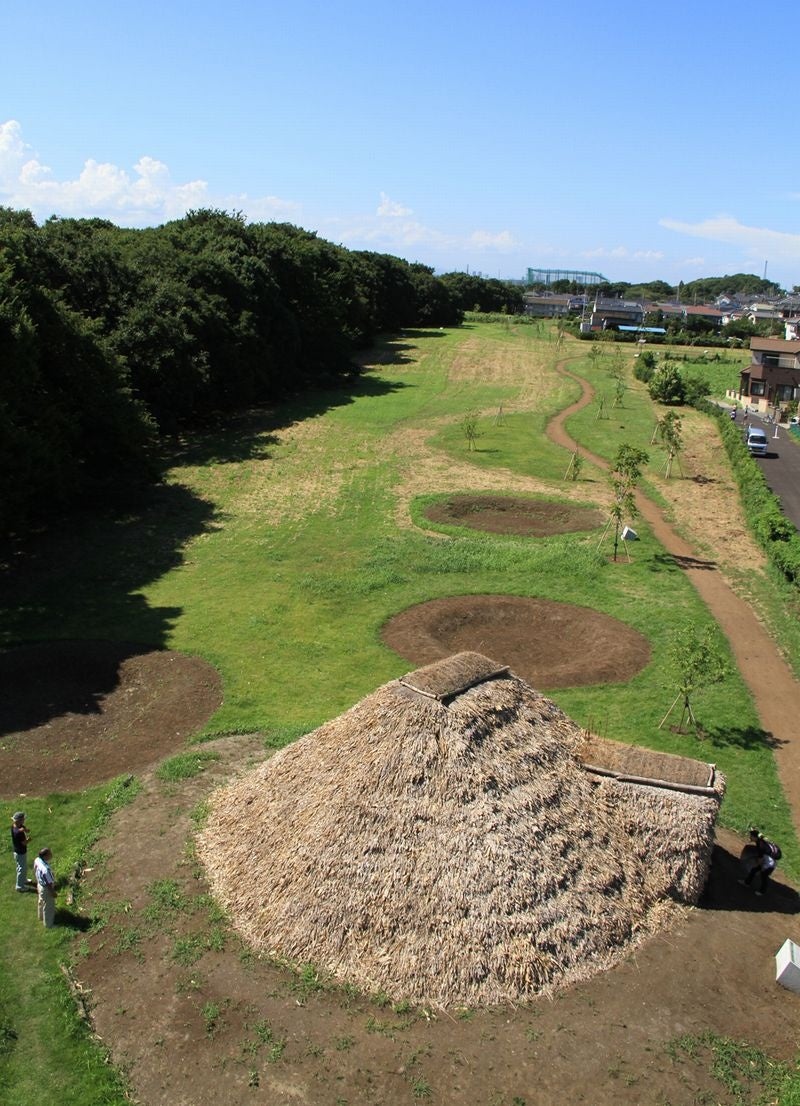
top-left (33, 848), bottom-right (56, 928)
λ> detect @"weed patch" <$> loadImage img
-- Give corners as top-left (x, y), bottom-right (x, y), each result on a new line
top-left (668, 1032), bottom-right (800, 1104)
top-left (156, 751), bottom-right (220, 781)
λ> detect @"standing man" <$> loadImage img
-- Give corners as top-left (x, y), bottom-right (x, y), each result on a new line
top-left (33, 847), bottom-right (57, 927)
top-left (11, 811), bottom-right (32, 893)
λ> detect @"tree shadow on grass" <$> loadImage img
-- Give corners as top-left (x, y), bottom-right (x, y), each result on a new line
top-left (700, 842), bottom-right (799, 915)
top-left (702, 723), bottom-right (785, 751)
top-left (0, 641), bottom-right (173, 736)
top-left (167, 374), bottom-right (411, 469)
top-left (398, 328), bottom-right (448, 340)
top-left (0, 481), bottom-right (219, 731)
top-left (0, 371), bottom-right (410, 732)
top-left (648, 552), bottom-right (718, 572)
top-left (359, 342), bottom-right (417, 368)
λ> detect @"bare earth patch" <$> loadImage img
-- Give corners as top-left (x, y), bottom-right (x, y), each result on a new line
top-left (381, 595), bottom-right (650, 689)
top-left (0, 641), bottom-right (221, 796)
top-left (423, 494), bottom-right (604, 536)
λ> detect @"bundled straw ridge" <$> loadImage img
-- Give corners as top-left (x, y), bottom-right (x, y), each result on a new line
top-left (198, 653), bottom-right (724, 1006)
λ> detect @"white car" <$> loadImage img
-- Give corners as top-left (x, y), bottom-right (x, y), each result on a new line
top-left (746, 428), bottom-right (768, 456)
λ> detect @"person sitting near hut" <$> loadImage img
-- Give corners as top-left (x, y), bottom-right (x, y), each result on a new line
top-left (33, 847), bottom-right (57, 928)
top-left (739, 828), bottom-right (780, 896)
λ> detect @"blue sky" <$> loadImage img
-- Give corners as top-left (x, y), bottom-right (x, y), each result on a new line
top-left (4, 0), bottom-right (800, 288)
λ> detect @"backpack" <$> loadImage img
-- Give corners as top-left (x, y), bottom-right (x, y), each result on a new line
top-left (765, 839), bottom-right (782, 861)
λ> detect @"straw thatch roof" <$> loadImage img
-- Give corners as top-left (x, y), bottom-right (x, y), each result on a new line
top-left (198, 653), bottom-right (724, 1007)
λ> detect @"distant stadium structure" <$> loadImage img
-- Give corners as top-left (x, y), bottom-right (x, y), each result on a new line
top-left (526, 268), bottom-right (608, 287)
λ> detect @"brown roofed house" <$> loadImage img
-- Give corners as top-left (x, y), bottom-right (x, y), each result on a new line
top-left (739, 337), bottom-right (800, 414)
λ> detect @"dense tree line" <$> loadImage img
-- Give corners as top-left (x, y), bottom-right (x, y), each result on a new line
top-left (0, 207), bottom-right (484, 535)
top-left (439, 272), bottom-right (524, 314)
top-left (532, 275), bottom-right (783, 301)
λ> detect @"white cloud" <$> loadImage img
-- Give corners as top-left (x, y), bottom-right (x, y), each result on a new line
top-left (680, 256), bottom-right (706, 268)
top-left (331, 214), bottom-right (450, 250)
top-left (377, 191), bottom-right (413, 218)
top-left (0, 128), bottom-right (514, 265)
top-left (0, 119), bottom-right (299, 226)
top-left (581, 246), bottom-right (628, 260)
top-left (328, 194), bottom-right (517, 259)
top-left (226, 192), bottom-right (301, 222)
top-left (580, 245), bottom-right (663, 262)
top-left (660, 214), bottom-right (800, 262)
top-left (0, 120), bottom-right (27, 178)
top-left (468, 229), bottom-right (517, 252)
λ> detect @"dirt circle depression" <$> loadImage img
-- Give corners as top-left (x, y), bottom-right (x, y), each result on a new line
top-left (0, 640), bottom-right (222, 796)
top-left (382, 595), bottom-right (650, 689)
top-left (422, 495), bottom-right (604, 536)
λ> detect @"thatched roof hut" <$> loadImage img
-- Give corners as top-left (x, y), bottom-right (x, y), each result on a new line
top-left (198, 653), bottom-right (724, 1007)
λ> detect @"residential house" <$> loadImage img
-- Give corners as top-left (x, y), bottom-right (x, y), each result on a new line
top-left (644, 303), bottom-right (723, 330)
top-left (523, 293), bottom-right (584, 318)
top-left (587, 297), bottom-right (644, 332)
top-left (737, 337), bottom-right (800, 414)
top-left (747, 304), bottom-right (784, 326)
top-left (683, 305), bottom-right (724, 328)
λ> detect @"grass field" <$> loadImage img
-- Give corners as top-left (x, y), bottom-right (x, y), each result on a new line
top-left (1, 320), bottom-right (798, 1102)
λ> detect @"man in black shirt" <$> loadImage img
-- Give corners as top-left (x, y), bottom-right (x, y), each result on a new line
top-left (11, 811), bottom-right (32, 893)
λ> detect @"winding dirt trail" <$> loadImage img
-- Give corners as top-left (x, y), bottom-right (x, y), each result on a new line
top-left (549, 360), bottom-right (800, 834)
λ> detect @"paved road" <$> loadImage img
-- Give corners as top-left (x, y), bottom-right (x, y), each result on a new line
top-left (729, 410), bottom-right (800, 531)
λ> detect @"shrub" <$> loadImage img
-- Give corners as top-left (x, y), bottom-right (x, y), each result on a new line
top-left (682, 373), bottom-right (710, 405)
top-left (648, 363), bottom-right (686, 404)
top-left (633, 351), bottom-right (656, 383)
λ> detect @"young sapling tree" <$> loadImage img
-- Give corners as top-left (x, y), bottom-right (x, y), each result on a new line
top-left (653, 410), bottom-right (683, 477)
top-left (461, 410), bottom-right (480, 452)
top-left (659, 623), bottom-right (729, 735)
top-left (606, 443), bottom-right (648, 561)
top-left (564, 450), bottom-right (583, 482)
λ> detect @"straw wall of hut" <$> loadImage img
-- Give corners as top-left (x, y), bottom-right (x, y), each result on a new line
top-left (198, 653), bottom-right (724, 1006)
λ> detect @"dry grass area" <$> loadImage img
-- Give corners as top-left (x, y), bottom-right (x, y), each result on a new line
top-left (177, 416), bottom-right (376, 527)
top-left (235, 425), bottom-right (375, 525)
top-left (447, 335), bottom-right (555, 404)
top-left (649, 407), bottom-right (767, 575)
